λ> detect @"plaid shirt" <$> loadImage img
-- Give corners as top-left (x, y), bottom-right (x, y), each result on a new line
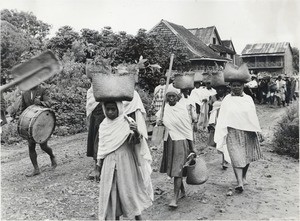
top-left (151, 85), bottom-right (165, 113)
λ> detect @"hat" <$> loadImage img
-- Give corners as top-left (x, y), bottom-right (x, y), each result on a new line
top-left (223, 63), bottom-right (251, 83)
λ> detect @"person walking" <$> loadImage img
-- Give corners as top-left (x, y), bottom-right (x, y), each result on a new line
top-left (96, 101), bottom-right (153, 220)
top-left (156, 86), bottom-right (196, 208)
top-left (214, 64), bottom-right (262, 193)
top-left (20, 84), bottom-right (57, 177)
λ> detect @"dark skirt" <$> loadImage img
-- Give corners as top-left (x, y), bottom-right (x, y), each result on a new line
top-left (87, 103), bottom-right (105, 160)
top-left (226, 127), bottom-right (262, 168)
top-left (160, 135), bottom-right (189, 177)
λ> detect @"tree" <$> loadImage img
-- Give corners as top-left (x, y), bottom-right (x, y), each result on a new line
top-left (1, 9), bottom-right (51, 41)
top-left (114, 29), bottom-right (191, 92)
top-left (47, 26), bottom-right (80, 58)
top-left (0, 20), bottom-right (31, 78)
top-left (292, 47), bottom-right (299, 73)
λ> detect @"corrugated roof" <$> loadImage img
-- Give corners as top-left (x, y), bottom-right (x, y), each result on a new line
top-left (160, 20), bottom-right (228, 61)
top-left (241, 42), bottom-right (291, 55)
top-left (188, 26), bottom-right (215, 45)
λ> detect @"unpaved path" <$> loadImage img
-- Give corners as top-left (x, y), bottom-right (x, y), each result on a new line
top-left (1, 102), bottom-right (299, 220)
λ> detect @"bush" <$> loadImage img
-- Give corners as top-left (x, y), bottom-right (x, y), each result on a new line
top-left (48, 59), bottom-right (90, 135)
top-left (1, 120), bottom-right (23, 144)
top-left (273, 105), bottom-right (299, 159)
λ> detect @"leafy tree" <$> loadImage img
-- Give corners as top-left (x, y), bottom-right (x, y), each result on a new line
top-left (1, 9), bottom-right (51, 41)
top-left (0, 20), bottom-right (31, 79)
top-left (292, 47), bottom-right (299, 73)
top-left (114, 29), bottom-right (191, 92)
top-left (47, 26), bottom-right (80, 58)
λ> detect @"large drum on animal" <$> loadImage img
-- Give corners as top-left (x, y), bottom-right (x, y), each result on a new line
top-left (18, 105), bottom-right (56, 143)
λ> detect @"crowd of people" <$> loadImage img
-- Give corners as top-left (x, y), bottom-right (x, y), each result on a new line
top-left (1, 61), bottom-right (298, 220)
top-left (244, 74), bottom-right (299, 107)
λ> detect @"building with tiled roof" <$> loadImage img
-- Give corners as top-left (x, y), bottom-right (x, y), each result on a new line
top-left (188, 26), bottom-right (237, 65)
top-left (241, 42), bottom-right (293, 76)
top-left (149, 20), bottom-right (229, 71)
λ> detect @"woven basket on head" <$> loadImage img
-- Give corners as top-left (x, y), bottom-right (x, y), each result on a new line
top-left (91, 64), bottom-right (136, 102)
top-left (223, 63), bottom-right (251, 83)
top-left (186, 156), bottom-right (209, 185)
top-left (173, 71), bottom-right (195, 89)
top-left (194, 70), bottom-right (205, 82)
top-left (211, 71), bottom-right (227, 87)
top-left (202, 72), bottom-right (212, 83)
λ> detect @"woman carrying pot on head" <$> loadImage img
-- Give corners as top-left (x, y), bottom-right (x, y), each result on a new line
top-left (95, 101), bottom-right (153, 220)
top-left (214, 64), bottom-right (262, 193)
top-left (156, 86), bottom-right (196, 208)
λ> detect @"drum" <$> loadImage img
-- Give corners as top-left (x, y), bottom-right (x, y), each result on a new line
top-left (18, 105), bottom-right (56, 144)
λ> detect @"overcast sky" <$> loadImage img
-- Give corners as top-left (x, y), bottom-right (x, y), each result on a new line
top-left (1, 0), bottom-right (299, 54)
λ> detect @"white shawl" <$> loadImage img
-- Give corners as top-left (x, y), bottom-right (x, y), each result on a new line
top-left (157, 100), bottom-right (193, 141)
top-left (214, 93), bottom-right (261, 163)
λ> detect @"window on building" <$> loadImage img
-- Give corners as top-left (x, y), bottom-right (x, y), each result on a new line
top-left (213, 37), bottom-right (216, 44)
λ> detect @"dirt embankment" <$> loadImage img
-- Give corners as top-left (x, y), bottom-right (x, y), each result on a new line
top-left (1, 102), bottom-right (299, 220)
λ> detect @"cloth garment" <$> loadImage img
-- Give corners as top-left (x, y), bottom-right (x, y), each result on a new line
top-left (99, 142), bottom-right (152, 220)
top-left (275, 79), bottom-right (287, 101)
top-left (160, 135), bottom-right (189, 177)
top-left (123, 91), bottom-right (153, 199)
top-left (156, 99), bottom-right (193, 141)
top-left (226, 127), bottom-right (262, 168)
top-left (245, 80), bottom-right (258, 88)
top-left (98, 101), bottom-right (153, 219)
top-left (190, 86), bottom-right (216, 129)
top-left (157, 97), bottom-right (193, 178)
top-left (86, 86), bottom-right (99, 117)
top-left (151, 85), bottom-right (166, 113)
top-left (214, 93), bottom-right (261, 163)
top-left (21, 85), bottom-right (51, 111)
top-left (179, 96), bottom-right (197, 123)
top-left (86, 103), bottom-right (105, 159)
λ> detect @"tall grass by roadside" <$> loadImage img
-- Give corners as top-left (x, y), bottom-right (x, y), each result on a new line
top-left (273, 104), bottom-right (299, 159)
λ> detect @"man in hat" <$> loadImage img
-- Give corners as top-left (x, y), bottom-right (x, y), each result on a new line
top-left (20, 84), bottom-right (57, 177)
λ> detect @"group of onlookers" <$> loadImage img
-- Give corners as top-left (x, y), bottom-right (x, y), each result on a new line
top-left (244, 74), bottom-right (299, 107)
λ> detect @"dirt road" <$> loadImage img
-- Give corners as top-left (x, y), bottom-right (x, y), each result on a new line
top-left (1, 102), bottom-right (299, 220)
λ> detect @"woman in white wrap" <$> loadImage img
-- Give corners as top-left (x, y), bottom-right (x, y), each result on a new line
top-left (96, 101), bottom-right (153, 220)
top-left (157, 86), bottom-right (196, 208)
top-left (214, 80), bottom-right (262, 193)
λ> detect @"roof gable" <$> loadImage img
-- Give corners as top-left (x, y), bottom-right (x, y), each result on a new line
top-left (241, 42), bottom-right (291, 55)
top-left (188, 26), bottom-right (222, 45)
top-left (150, 20), bottom-right (228, 61)
top-left (222, 40), bottom-right (236, 53)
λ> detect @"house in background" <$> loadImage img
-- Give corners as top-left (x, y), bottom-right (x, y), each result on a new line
top-left (241, 42), bottom-right (293, 76)
top-left (188, 26), bottom-right (238, 66)
top-left (148, 20), bottom-right (229, 71)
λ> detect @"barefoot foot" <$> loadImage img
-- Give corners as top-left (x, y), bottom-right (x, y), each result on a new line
top-left (25, 169), bottom-right (40, 177)
top-left (235, 186), bottom-right (244, 193)
top-left (51, 157), bottom-right (57, 169)
top-left (169, 199), bottom-right (178, 208)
